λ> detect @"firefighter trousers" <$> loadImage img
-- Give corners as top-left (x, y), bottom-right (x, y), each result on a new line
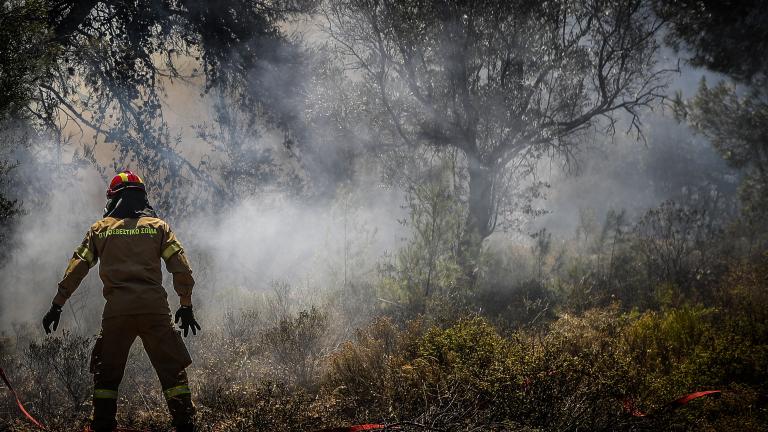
top-left (89, 314), bottom-right (195, 431)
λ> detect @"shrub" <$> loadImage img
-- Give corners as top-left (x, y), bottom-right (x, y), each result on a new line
top-left (323, 317), bottom-right (422, 422)
top-left (262, 307), bottom-right (329, 388)
top-left (23, 331), bottom-right (92, 423)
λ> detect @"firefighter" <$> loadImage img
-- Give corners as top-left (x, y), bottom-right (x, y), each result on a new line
top-left (41, 170), bottom-right (201, 432)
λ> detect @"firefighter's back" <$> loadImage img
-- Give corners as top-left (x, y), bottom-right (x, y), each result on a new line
top-left (91, 216), bottom-right (175, 318)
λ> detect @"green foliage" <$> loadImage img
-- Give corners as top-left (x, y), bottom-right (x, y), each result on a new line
top-left (418, 317), bottom-right (511, 389)
top-left (0, 1), bottom-right (50, 241)
top-left (676, 79), bottom-right (768, 235)
top-left (378, 159), bottom-right (464, 317)
top-left (656, 0), bottom-right (768, 83)
top-left (663, 0), bottom-right (768, 239)
top-left (0, 1), bottom-right (53, 120)
top-left (325, 290), bottom-right (768, 431)
top-left (622, 304), bottom-right (768, 430)
top-left (323, 317), bottom-right (423, 421)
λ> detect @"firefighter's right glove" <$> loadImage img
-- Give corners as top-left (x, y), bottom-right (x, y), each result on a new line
top-left (42, 303), bottom-right (63, 334)
top-left (175, 305), bottom-right (201, 337)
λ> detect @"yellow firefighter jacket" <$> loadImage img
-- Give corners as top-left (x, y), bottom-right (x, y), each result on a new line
top-left (54, 217), bottom-right (194, 318)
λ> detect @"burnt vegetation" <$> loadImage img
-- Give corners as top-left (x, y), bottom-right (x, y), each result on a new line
top-left (1, 0), bottom-right (768, 431)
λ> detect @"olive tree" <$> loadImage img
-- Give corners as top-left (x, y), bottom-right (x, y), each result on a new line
top-left (324, 0), bottom-right (671, 282)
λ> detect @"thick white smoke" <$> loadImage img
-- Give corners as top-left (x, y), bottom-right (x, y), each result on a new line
top-left (0, 147), bottom-right (405, 334)
top-left (0, 152), bottom-right (105, 331)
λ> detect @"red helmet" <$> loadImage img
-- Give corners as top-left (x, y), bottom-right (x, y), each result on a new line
top-left (106, 170), bottom-right (145, 198)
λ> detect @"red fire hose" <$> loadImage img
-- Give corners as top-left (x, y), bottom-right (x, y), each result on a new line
top-left (0, 367), bottom-right (47, 430)
top-left (622, 390), bottom-right (722, 417)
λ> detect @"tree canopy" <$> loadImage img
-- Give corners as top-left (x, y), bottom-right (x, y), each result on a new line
top-left (1, 0), bottom-right (316, 217)
top-left (324, 0), bottom-right (671, 278)
top-left (656, 0), bottom-right (768, 84)
top-left (662, 0), bottom-right (768, 230)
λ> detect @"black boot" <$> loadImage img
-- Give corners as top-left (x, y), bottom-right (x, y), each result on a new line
top-left (91, 397), bottom-right (118, 432)
top-left (168, 393), bottom-right (195, 432)
top-left (175, 423), bottom-right (195, 432)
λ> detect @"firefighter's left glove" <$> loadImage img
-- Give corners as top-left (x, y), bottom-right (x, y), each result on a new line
top-left (175, 305), bottom-right (201, 337)
top-left (42, 303), bottom-right (63, 334)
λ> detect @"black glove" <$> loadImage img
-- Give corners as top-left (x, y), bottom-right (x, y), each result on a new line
top-left (174, 305), bottom-right (201, 337)
top-left (42, 303), bottom-right (63, 334)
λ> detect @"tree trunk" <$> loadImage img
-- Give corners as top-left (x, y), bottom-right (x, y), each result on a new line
top-left (458, 156), bottom-right (494, 287)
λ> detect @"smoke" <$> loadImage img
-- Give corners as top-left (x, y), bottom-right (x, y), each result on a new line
top-left (0, 141), bottom-right (406, 333)
top-left (533, 112), bottom-right (738, 236)
top-left (178, 184), bottom-right (404, 316)
top-left (0, 12), bottom-right (741, 335)
top-left (0, 146), bottom-right (106, 331)
top-left (529, 61), bottom-right (739, 238)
